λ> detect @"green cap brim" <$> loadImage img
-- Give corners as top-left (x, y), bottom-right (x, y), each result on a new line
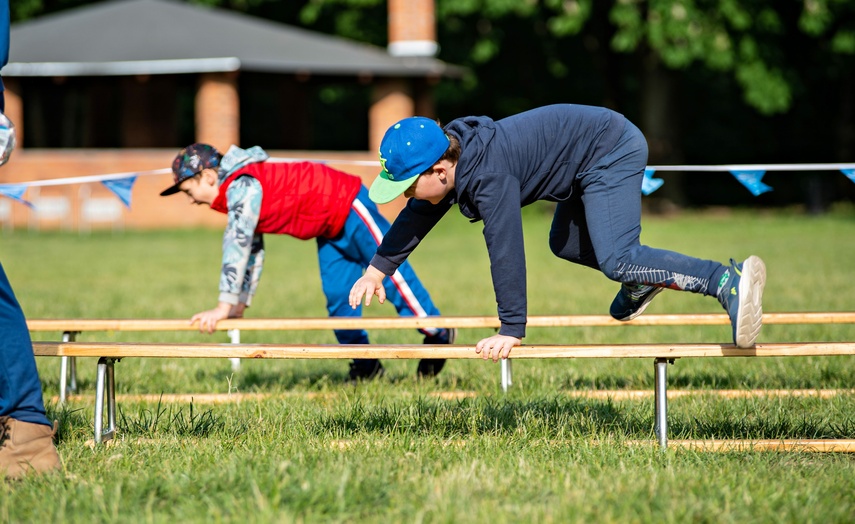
top-left (368, 170), bottom-right (419, 204)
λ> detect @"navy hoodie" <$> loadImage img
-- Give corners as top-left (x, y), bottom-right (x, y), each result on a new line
top-left (370, 104), bottom-right (626, 338)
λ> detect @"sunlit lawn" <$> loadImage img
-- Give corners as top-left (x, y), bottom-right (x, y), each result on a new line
top-left (1, 203), bottom-right (854, 523)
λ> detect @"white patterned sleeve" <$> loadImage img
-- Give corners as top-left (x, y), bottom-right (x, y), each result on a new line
top-left (218, 176), bottom-right (263, 305)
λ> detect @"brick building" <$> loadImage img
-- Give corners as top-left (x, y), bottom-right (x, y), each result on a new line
top-left (1, 0), bottom-right (461, 230)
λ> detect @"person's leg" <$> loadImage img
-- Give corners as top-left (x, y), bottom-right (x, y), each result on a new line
top-left (567, 120), bottom-right (765, 346)
top-left (548, 188), bottom-right (600, 271)
top-left (0, 263), bottom-right (51, 426)
top-left (0, 262), bottom-right (61, 478)
top-left (575, 121), bottom-right (728, 295)
top-left (332, 187), bottom-right (454, 376)
top-left (316, 237), bottom-right (383, 381)
top-left (549, 186), bottom-right (666, 321)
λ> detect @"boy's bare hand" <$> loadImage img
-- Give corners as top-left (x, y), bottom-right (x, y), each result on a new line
top-left (190, 302), bottom-right (233, 334)
top-left (229, 303), bottom-right (247, 318)
top-left (349, 265), bottom-right (387, 308)
top-left (475, 334), bottom-right (521, 362)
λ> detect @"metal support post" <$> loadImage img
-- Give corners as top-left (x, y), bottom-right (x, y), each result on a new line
top-left (228, 329), bottom-right (241, 372)
top-left (94, 357), bottom-right (117, 443)
top-left (653, 358), bottom-right (674, 449)
top-left (69, 353), bottom-right (78, 393)
top-left (59, 331), bottom-right (79, 403)
top-left (501, 358), bottom-right (513, 392)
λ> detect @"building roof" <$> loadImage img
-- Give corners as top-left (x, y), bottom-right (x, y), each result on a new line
top-left (6, 0), bottom-right (464, 78)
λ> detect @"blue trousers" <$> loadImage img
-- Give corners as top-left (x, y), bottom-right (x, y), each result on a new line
top-left (548, 120), bottom-right (727, 296)
top-left (0, 261), bottom-right (50, 427)
top-left (317, 186), bottom-right (442, 344)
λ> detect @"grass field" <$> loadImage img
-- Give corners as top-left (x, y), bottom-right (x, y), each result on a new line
top-left (2, 204), bottom-right (854, 522)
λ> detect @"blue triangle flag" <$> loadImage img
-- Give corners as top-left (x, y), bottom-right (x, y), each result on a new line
top-left (641, 168), bottom-right (664, 195)
top-left (0, 184), bottom-right (33, 207)
top-left (730, 170), bottom-right (772, 196)
top-left (101, 176), bottom-right (137, 208)
top-left (842, 169), bottom-right (855, 184)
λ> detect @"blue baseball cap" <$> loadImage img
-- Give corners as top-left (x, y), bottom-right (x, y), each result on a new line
top-left (161, 143), bottom-right (222, 196)
top-left (369, 117), bottom-right (449, 204)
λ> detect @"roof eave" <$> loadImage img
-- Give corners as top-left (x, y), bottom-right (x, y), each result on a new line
top-left (3, 57), bottom-right (242, 76)
top-left (3, 58), bottom-right (467, 79)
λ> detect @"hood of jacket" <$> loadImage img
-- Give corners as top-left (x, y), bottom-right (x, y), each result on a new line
top-left (218, 145), bottom-right (270, 183)
top-left (444, 116), bottom-right (497, 221)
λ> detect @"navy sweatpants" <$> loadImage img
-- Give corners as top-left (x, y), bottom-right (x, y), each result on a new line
top-left (548, 120), bottom-right (728, 296)
top-left (317, 185), bottom-right (442, 344)
top-left (0, 261), bottom-right (51, 427)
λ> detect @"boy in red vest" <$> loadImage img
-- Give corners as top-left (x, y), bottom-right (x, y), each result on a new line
top-left (160, 143), bottom-right (454, 381)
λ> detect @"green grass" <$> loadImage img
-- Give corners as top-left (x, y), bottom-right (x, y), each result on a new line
top-left (2, 204), bottom-right (854, 523)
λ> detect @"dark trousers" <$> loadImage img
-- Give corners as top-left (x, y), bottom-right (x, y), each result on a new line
top-left (548, 120), bottom-right (727, 296)
top-left (317, 186), bottom-right (442, 345)
top-left (0, 262), bottom-right (51, 426)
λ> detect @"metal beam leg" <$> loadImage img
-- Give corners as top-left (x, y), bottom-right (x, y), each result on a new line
top-left (59, 358), bottom-right (68, 404)
top-left (653, 358), bottom-right (673, 449)
top-left (228, 329), bottom-right (241, 372)
top-left (94, 357), bottom-right (117, 443)
top-left (69, 355), bottom-right (78, 393)
top-left (59, 331), bottom-right (79, 403)
top-left (501, 358), bottom-right (513, 393)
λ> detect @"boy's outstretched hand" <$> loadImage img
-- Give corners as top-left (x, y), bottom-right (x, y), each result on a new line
top-left (349, 265), bottom-right (387, 309)
top-left (476, 334), bottom-right (521, 362)
top-left (190, 302), bottom-right (245, 334)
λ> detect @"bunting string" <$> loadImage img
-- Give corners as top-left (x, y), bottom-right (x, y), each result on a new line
top-left (1, 161), bottom-right (854, 209)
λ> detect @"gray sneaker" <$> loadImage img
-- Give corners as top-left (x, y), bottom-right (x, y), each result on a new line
top-left (609, 284), bottom-right (663, 321)
top-left (717, 256), bottom-right (766, 348)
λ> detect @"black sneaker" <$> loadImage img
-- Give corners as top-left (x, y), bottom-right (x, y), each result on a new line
top-left (609, 283), bottom-right (663, 321)
top-left (417, 328), bottom-right (456, 378)
top-left (348, 359), bottom-right (385, 382)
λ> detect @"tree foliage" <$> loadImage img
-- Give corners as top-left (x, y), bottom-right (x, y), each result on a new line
top-left (13, 1), bottom-right (853, 117)
top-left (12, 1), bottom-right (855, 173)
top-left (313, 1), bottom-right (851, 116)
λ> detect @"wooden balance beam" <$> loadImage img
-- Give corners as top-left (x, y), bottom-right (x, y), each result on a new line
top-left (26, 311), bottom-right (855, 332)
top-left (29, 312), bottom-right (855, 401)
top-left (33, 341), bottom-right (855, 448)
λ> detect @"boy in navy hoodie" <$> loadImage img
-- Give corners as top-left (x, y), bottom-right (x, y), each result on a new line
top-left (161, 143), bottom-right (454, 380)
top-left (349, 105), bottom-right (766, 361)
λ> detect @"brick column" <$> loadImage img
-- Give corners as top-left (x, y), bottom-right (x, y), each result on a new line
top-left (388, 0), bottom-right (437, 57)
top-left (369, 79), bottom-right (414, 153)
top-left (196, 72), bottom-right (239, 150)
top-left (3, 78), bottom-right (23, 148)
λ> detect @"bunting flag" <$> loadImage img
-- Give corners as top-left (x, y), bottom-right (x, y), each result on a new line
top-left (729, 170), bottom-right (773, 196)
top-left (0, 184), bottom-right (33, 207)
top-left (641, 168), bottom-right (664, 195)
top-left (101, 176), bottom-right (137, 208)
top-left (842, 169), bottom-right (855, 184)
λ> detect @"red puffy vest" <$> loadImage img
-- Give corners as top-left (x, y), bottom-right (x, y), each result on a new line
top-left (211, 161), bottom-right (362, 240)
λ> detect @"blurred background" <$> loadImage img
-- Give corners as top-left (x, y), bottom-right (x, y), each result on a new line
top-left (2, 0), bottom-right (854, 231)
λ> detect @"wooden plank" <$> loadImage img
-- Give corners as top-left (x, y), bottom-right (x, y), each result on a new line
top-left (566, 389), bottom-right (855, 400)
top-left (325, 439), bottom-right (855, 452)
top-left (628, 440), bottom-right (855, 452)
top-left (78, 436), bottom-right (855, 452)
top-left (26, 312), bottom-right (855, 332)
top-left (32, 341), bottom-right (855, 359)
top-left (50, 390), bottom-right (480, 404)
top-left (50, 389), bottom-right (852, 405)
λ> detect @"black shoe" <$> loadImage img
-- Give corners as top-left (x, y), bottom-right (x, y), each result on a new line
top-left (348, 359), bottom-right (384, 382)
top-left (609, 283), bottom-right (663, 321)
top-left (417, 328), bottom-right (456, 378)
